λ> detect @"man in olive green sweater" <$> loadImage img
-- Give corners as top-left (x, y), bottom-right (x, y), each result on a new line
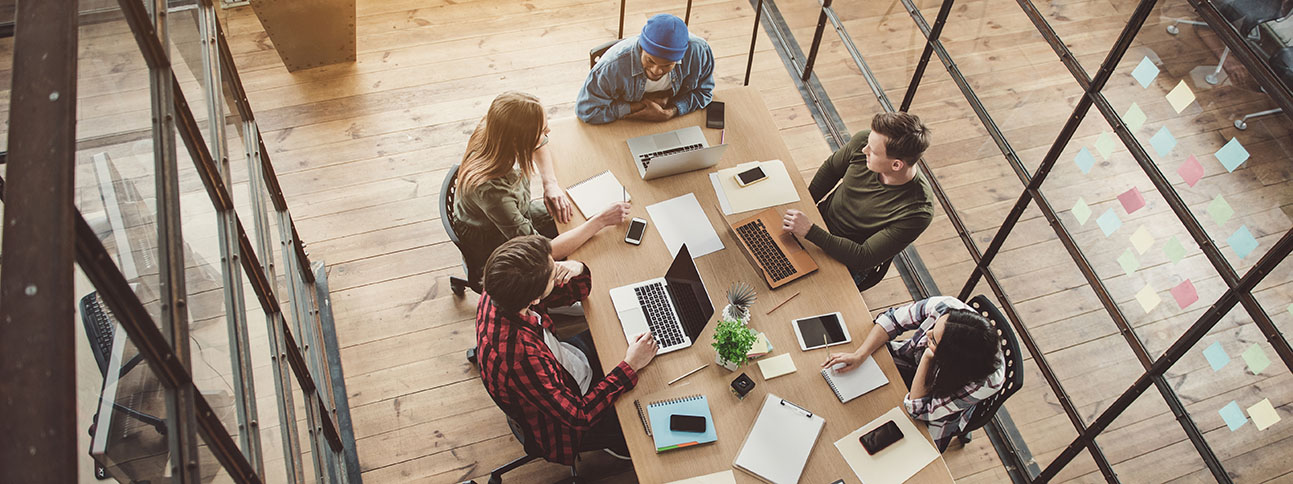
top-left (781, 112), bottom-right (935, 289)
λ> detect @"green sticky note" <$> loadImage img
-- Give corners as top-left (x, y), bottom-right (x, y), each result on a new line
top-left (1123, 103), bottom-right (1147, 132)
top-left (1164, 236), bottom-right (1186, 264)
top-left (1072, 197), bottom-right (1092, 225)
top-left (1117, 249), bottom-right (1140, 276)
top-left (1208, 195), bottom-right (1234, 225)
top-left (1242, 344), bottom-right (1271, 375)
top-left (1095, 131), bottom-right (1116, 160)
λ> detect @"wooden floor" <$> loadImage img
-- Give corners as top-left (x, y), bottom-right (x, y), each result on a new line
top-left (2, 0), bottom-right (1290, 482)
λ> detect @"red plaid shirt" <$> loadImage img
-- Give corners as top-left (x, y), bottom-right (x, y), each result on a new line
top-left (475, 266), bottom-right (638, 465)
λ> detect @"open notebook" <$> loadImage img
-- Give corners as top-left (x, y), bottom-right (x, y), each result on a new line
top-left (565, 170), bottom-right (628, 219)
top-left (821, 355), bottom-right (889, 403)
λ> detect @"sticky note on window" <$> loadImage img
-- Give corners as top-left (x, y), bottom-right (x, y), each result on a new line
top-left (1220, 401), bottom-right (1247, 431)
top-left (1118, 187), bottom-right (1146, 214)
top-left (1123, 103), bottom-right (1147, 132)
top-left (1227, 225), bottom-right (1259, 259)
top-left (1248, 399), bottom-right (1280, 431)
top-left (1203, 341), bottom-right (1230, 371)
top-left (1095, 131), bottom-right (1116, 160)
top-left (1164, 236), bottom-right (1186, 264)
top-left (1072, 197), bottom-right (1092, 225)
top-left (1150, 126), bottom-right (1177, 157)
top-left (1131, 57), bottom-right (1159, 88)
top-left (1097, 209), bottom-right (1122, 237)
top-left (1117, 249), bottom-right (1140, 276)
top-left (757, 353), bottom-right (797, 380)
top-left (1171, 279), bottom-right (1198, 309)
top-left (1130, 226), bottom-right (1153, 254)
top-left (1215, 138), bottom-right (1249, 172)
top-left (1242, 344), bottom-right (1271, 375)
top-left (1135, 284), bottom-right (1161, 313)
top-left (1074, 147), bottom-right (1096, 174)
top-left (1207, 195), bottom-right (1234, 225)
top-left (1166, 80), bottom-right (1196, 113)
top-left (1178, 155), bottom-right (1204, 187)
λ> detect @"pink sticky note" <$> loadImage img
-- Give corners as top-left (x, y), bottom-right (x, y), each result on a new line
top-left (1118, 187), bottom-right (1146, 214)
top-left (1178, 155), bottom-right (1204, 187)
top-left (1171, 279), bottom-right (1199, 309)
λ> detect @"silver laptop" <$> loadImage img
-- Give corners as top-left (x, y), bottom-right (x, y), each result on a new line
top-left (626, 126), bottom-right (728, 180)
top-left (609, 244), bottom-right (715, 354)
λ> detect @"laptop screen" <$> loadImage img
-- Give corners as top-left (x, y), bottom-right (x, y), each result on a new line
top-left (664, 245), bottom-right (715, 341)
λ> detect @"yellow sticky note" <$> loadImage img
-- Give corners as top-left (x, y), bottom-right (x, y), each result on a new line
top-left (1136, 285), bottom-right (1161, 313)
top-left (757, 353), bottom-right (797, 380)
top-left (1247, 398), bottom-right (1281, 431)
top-left (1166, 80), bottom-right (1196, 113)
top-left (1130, 226), bottom-right (1154, 255)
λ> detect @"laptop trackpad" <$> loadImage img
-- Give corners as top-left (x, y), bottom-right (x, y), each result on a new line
top-left (619, 310), bottom-right (650, 342)
top-left (779, 232), bottom-right (803, 251)
top-left (651, 132), bottom-right (681, 149)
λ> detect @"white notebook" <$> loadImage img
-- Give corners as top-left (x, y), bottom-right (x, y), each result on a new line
top-left (565, 170), bottom-right (628, 219)
top-left (821, 355), bottom-right (889, 403)
top-left (733, 394), bottom-right (824, 484)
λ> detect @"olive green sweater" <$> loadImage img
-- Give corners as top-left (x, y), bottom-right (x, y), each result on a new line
top-left (805, 130), bottom-right (934, 271)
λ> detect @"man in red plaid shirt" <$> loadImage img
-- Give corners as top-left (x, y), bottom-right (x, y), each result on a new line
top-left (476, 235), bottom-right (659, 465)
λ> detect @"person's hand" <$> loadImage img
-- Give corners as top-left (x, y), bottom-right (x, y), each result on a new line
top-left (543, 182), bottom-right (573, 224)
top-left (636, 99), bottom-right (676, 122)
top-left (821, 351), bottom-right (863, 373)
top-left (782, 209), bottom-right (812, 238)
top-left (624, 331), bottom-right (659, 371)
top-left (594, 201), bottom-right (631, 229)
top-left (920, 345), bottom-right (937, 364)
top-left (644, 91), bottom-right (672, 106)
top-left (551, 260), bottom-right (585, 286)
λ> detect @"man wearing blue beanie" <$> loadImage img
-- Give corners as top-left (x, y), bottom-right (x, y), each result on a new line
top-left (577, 14), bottom-right (715, 124)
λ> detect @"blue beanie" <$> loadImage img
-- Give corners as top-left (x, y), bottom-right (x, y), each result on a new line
top-left (639, 14), bottom-right (689, 62)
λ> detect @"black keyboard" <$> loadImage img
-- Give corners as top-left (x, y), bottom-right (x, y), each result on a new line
top-left (634, 283), bottom-right (685, 347)
top-left (81, 293), bottom-right (117, 375)
top-left (639, 143), bottom-right (704, 169)
top-left (735, 219), bottom-right (798, 281)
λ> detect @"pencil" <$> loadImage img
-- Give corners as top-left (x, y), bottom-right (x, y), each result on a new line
top-left (765, 291), bottom-right (800, 315)
top-left (720, 129), bottom-right (726, 144)
top-left (668, 364), bottom-right (709, 385)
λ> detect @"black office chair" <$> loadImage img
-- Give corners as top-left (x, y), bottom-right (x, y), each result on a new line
top-left (956, 295), bottom-right (1026, 445)
top-left (487, 412), bottom-right (579, 483)
top-left (854, 258), bottom-right (893, 292)
top-left (1168, 0), bottom-right (1286, 84)
top-left (1236, 45), bottom-right (1293, 129)
top-left (441, 164), bottom-right (484, 298)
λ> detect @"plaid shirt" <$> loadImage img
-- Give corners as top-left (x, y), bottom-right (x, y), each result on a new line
top-left (475, 266), bottom-right (638, 465)
top-left (876, 296), bottom-right (1005, 451)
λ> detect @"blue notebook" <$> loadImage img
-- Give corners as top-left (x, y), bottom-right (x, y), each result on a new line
top-left (636, 394), bottom-right (717, 452)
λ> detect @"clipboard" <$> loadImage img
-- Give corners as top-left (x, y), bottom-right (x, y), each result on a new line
top-left (733, 393), bottom-right (825, 483)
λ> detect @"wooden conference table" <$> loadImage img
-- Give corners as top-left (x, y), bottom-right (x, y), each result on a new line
top-left (551, 87), bottom-right (952, 483)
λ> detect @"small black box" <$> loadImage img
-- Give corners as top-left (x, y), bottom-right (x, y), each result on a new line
top-left (730, 372), bottom-right (755, 399)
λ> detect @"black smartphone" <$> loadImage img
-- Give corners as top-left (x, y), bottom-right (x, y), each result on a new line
top-left (670, 414), bottom-right (707, 433)
top-left (706, 101), bottom-right (725, 129)
top-left (624, 217), bottom-right (647, 245)
top-left (860, 420), bottom-right (903, 454)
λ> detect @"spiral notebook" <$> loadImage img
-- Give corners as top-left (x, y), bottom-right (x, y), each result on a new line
top-left (635, 394), bottom-right (718, 452)
top-left (821, 355), bottom-right (888, 403)
top-left (565, 170), bottom-right (629, 219)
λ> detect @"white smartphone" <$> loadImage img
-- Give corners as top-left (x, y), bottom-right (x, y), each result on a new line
top-left (624, 217), bottom-right (648, 245)
top-left (792, 312), bottom-right (852, 351)
top-left (734, 165), bottom-right (768, 187)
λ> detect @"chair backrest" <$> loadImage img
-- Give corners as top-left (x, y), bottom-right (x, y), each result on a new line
top-left (589, 39), bottom-right (621, 69)
top-left (1219, 0), bottom-right (1285, 34)
top-left (440, 164), bottom-right (464, 248)
top-left (960, 295), bottom-right (1025, 434)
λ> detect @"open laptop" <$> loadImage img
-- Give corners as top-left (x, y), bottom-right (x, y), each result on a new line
top-left (626, 126), bottom-right (727, 180)
top-left (609, 244), bottom-right (715, 354)
top-left (717, 207), bottom-right (818, 288)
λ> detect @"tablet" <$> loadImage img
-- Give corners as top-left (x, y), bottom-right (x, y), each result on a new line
top-left (792, 312), bottom-right (851, 351)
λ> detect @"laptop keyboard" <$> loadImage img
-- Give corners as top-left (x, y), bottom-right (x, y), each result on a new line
top-left (634, 283), bottom-right (686, 347)
top-left (639, 143), bottom-right (704, 169)
top-left (735, 219), bottom-right (798, 281)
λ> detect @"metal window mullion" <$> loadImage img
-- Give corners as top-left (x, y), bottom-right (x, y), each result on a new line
top-left (197, 0), bottom-right (263, 473)
top-left (278, 212), bottom-right (328, 483)
top-left (246, 121), bottom-right (306, 484)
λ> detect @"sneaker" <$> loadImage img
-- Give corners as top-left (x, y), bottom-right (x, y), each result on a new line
top-left (603, 448), bottom-right (632, 461)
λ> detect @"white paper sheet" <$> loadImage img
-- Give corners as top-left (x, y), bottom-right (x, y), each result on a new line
top-left (710, 160), bottom-right (800, 215)
top-left (667, 470), bottom-right (736, 484)
top-left (645, 192), bottom-right (724, 258)
top-left (835, 407), bottom-right (940, 484)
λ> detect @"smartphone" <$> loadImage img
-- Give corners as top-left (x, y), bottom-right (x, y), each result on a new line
top-left (625, 217), bottom-right (648, 245)
top-left (706, 101), bottom-right (725, 129)
top-left (860, 420), bottom-right (903, 454)
top-left (735, 165), bottom-right (768, 187)
top-left (670, 414), bottom-right (707, 433)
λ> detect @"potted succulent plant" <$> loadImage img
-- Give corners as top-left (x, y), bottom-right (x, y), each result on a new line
top-left (712, 318), bottom-right (758, 371)
top-left (722, 282), bottom-right (757, 325)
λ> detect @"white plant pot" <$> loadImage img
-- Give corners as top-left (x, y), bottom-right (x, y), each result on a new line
top-left (716, 352), bottom-right (740, 371)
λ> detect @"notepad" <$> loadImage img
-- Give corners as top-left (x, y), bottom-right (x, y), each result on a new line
top-left (640, 394), bottom-right (718, 452)
top-left (733, 394), bottom-right (824, 484)
top-left (757, 353), bottom-right (797, 380)
top-left (747, 332), bottom-right (773, 359)
top-left (667, 470), bottom-right (737, 484)
top-left (821, 356), bottom-right (889, 403)
top-left (709, 160), bottom-right (801, 215)
top-left (835, 407), bottom-right (940, 484)
top-left (565, 170), bottom-right (629, 219)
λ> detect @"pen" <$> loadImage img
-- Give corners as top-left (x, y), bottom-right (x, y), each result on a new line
top-left (668, 363), bottom-right (709, 385)
top-left (765, 291), bottom-right (800, 315)
top-left (720, 129), bottom-right (725, 145)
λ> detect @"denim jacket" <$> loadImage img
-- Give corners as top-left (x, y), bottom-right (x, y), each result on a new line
top-left (576, 35), bottom-right (715, 124)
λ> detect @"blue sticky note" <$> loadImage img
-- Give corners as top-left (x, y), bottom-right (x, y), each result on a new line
top-left (1228, 225), bottom-right (1259, 259)
top-left (1131, 56), bottom-right (1159, 88)
top-left (1074, 147), bottom-right (1096, 174)
top-left (1096, 209), bottom-right (1121, 237)
top-left (1203, 341), bottom-right (1230, 371)
top-left (1150, 126), bottom-right (1176, 157)
top-left (1215, 138), bottom-right (1250, 172)
top-left (1219, 401), bottom-right (1247, 431)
